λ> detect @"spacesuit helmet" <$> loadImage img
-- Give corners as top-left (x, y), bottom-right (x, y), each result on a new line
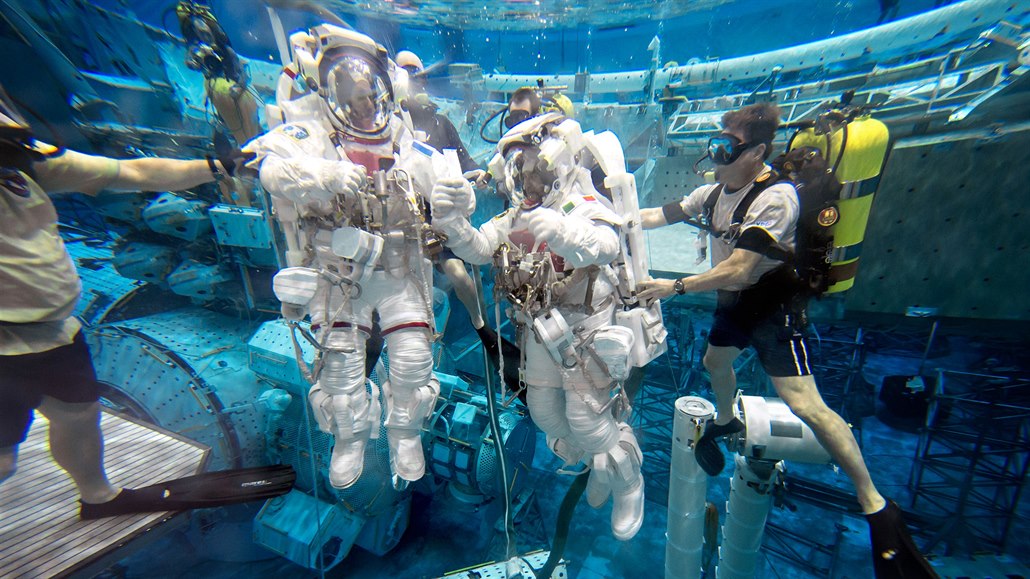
top-left (312, 25), bottom-right (394, 138)
top-left (497, 112), bottom-right (565, 208)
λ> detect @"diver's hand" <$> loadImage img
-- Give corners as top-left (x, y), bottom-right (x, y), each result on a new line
top-left (523, 207), bottom-right (565, 246)
top-left (636, 278), bottom-right (678, 304)
top-left (431, 177), bottom-right (474, 224)
top-left (213, 131), bottom-right (256, 178)
top-left (335, 162), bottom-right (367, 201)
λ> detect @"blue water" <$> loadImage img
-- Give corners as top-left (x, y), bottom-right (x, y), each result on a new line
top-left (3, 0), bottom-right (1028, 577)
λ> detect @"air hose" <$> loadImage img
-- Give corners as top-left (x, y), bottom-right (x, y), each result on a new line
top-left (535, 471), bottom-right (589, 579)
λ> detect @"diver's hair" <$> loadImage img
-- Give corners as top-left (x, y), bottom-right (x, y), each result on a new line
top-left (722, 103), bottom-right (781, 159)
top-left (510, 87), bottom-right (541, 115)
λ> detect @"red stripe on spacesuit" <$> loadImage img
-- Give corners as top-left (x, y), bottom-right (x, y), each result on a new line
top-left (310, 321), bottom-right (373, 335)
top-left (381, 321), bottom-right (431, 336)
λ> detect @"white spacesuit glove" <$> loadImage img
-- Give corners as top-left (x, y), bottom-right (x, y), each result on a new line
top-left (333, 162), bottom-right (368, 202)
top-left (430, 177), bottom-right (475, 226)
top-left (525, 208), bottom-right (619, 268)
top-left (524, 207), bottom-right (564, 246)
top-left (281, 303), bottom-right (305, 321)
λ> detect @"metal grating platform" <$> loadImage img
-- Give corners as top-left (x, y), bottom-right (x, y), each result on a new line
top-left (0, 410), bottom-right (208, 578)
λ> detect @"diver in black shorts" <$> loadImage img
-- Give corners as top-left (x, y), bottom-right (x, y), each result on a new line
top-left (637, 103), bottom-right (936, 578)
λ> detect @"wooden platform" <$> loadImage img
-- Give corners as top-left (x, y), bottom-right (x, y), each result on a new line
top-left (0, 409), bottom-right (208, 578)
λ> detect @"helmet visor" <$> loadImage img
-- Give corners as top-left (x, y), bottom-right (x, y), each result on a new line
top-left (324, 55), bottom-right (392, 136)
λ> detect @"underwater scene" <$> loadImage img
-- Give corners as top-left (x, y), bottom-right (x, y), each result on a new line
top-left (1, 0), bottom-right (1028, 578)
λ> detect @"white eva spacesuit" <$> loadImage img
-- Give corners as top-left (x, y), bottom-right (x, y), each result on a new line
top-left (244, 25), bottom-right (444, 489)
top-left (430, 113), bottom-right (649, 540)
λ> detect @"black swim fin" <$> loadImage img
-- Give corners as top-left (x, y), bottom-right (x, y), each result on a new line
top-left (475, 325), bottom-right (525, 405)
top-left (866, 501), bottom-right (939, 579)
top-left (693, 417), bottom-right (744, 476)
top-left (80, 464), bottom-right (296, 520)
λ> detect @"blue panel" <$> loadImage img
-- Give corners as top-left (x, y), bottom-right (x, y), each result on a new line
top-left (254, 490), bottom-right (365, 571)
top-left (209, 204), bottom-right (273, 249)
top-left (248, 320), bottom-right (316, 396)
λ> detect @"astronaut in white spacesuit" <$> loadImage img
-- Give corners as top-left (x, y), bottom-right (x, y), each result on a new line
top-left (429, 113), bottom-right (647, 540)
top-left (244, 25), bottom-right (442, 489)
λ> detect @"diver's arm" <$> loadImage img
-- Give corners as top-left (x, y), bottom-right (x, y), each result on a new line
top-left (640, 207), bottom-right (668, 229)
top-left (33, 149), bottom-right (218, 195)
top-left (106, 157), bottom-right (221, 193)
top-left (636, 248), bottom-right (763, 302)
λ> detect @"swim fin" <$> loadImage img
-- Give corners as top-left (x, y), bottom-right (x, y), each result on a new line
top-left (866, 501), bottom-right (939, 579)
top-left (694, 417), bottom-right (744, 476)
top-left (80, 464), bottom-right (296, 520)
top-left (475, 325), bottom-right (525, 405)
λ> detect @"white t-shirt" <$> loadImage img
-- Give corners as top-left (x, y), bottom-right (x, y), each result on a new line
top-left (679, 174), bottom-right (799, 291)
top-left (0, 149), bottom-right (118, 355)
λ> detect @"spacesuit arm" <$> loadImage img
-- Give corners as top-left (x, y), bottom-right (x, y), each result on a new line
top-left (438, 216), bottom-right (504, 266)
top-left (243, 124), bottom-right (366, 210)
top-left (257, 155), bottom-right (365, 208)
top-left (534, 210), bottom-right (621, 268)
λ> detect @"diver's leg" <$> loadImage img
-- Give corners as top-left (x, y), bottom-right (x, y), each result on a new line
top-left (37, 398), bottom-right (118, 503)
top-left (702, 344), bottom-right (743, 425)
top-left (770, 374), bottom-right (885, 513)
top-left (442, 257), bottom-right (484, 329)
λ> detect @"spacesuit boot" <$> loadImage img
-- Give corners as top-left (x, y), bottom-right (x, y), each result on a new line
top-left (384, 375), bottom-right (440, 482)
top-left (591, 424), bottom-right (645, 541)
top-left (309, 384), bottom-right (373, 489)
top-left (330, 429), bottom-right (369, 489)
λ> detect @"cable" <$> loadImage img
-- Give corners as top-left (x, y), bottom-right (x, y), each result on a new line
top-left (535, 471), bottom-right (588, 579)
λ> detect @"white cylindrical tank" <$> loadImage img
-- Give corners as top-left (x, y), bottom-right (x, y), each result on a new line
top-left (738, 396), bottom-right (832, 464)
top-left (717, 456), bottom-right (781, 579)
top-left (666, 396), bottom-right (715, 579)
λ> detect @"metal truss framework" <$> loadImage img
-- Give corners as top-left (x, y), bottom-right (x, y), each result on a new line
top-left (909, 370), bottom-right (1030, 555)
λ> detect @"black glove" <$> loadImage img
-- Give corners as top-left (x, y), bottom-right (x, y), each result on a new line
top-left (212, 131), bottom-right (255, 177)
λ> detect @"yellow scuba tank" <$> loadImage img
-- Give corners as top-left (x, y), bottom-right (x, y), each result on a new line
top-left (788, 112), bottom-right (889, 294)
top-left (789, 114), bottom-right (889, 183)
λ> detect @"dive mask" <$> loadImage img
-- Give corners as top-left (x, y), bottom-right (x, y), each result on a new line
top-left (707, 134), bottom-right (752, 166)
top-left (504, 109), bottom-right (533, 130)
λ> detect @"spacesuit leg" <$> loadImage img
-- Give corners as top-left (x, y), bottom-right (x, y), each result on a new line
top-left (308, 328), bottom-right (373, 489)
top-left (565, 371), bottom-right (645, 541)
top-left (524, 337), bottom-right (588, 474)
top-left (382, 328), bottom-right (437, 482)
top-left (525, 385), bottom-right (586, 472)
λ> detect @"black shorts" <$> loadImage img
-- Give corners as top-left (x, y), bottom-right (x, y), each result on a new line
top-left (0, 331), bottom-right (102, 447)
top-left (708, 286), bottom-right (813, 378)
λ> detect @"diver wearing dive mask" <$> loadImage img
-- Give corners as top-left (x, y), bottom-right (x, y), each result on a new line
top-left (707, 133), bottom-right (757, 166)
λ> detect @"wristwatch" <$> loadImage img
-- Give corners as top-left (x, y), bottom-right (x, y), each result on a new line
top-left (673, 278), bottom-right (686, 295)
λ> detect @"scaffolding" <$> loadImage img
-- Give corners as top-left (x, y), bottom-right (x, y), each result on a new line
top-left (909, 370), bottom-right (1030, 555)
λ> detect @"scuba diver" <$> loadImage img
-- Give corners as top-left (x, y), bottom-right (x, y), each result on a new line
top-left (636, 103), bottom-right (937, 578)
top-left (0, 84), bottom-right (293, 519)
top-left (430, 113), bottom-right (649, 541)
top-left (176, 1), bottom-right (261, 146)
top-left (245, 25), bottom-right (443, 489)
